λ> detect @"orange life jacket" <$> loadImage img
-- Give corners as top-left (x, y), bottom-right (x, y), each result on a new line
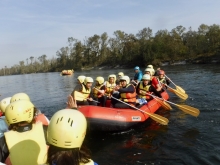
top-left (35, 113), bottom-right (49, 126)
top-left (120, 84), bottom-right (137, 103)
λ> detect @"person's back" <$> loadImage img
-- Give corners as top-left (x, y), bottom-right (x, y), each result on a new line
top-left (4, 100), bottom-right (47, 165)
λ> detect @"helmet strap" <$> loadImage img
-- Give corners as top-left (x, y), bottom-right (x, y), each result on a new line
top-left (16, 123), bottom-right (32, 132)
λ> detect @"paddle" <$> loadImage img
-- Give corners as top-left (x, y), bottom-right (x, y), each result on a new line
top-left (164, 84), bottom-right (188, 100)
top-left (150, 95), bottom-right (172, 110)
top-left (131, 81), bottom-right (172, 110)
top-left (110, 95), bottom-right (169, 125)
top-left (146, 93), bottom-right (200, 117)
top-left (74, 91), bottom-right (100, 103)
top-left (93, 87), bottom-right (169, 125)
top-left (164, 74), bottom-right (186, 93)
top-left (139, 90), bottom-right (172, 110)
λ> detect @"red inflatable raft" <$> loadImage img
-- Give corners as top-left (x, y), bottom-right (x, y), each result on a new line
top-left (78, 91), bottom-right (169, 132)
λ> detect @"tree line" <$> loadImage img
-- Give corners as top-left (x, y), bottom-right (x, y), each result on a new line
top-left (1, 24), bottom-right (220, 76)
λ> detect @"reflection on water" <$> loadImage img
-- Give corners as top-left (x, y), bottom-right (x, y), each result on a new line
top-left (0, 64), bottom-right (220, 164)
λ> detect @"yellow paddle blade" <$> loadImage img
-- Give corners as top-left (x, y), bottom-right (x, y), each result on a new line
top-left (74, 91), bottom-right (85, 101)
top-left (155, 98), bottom-right (172, 110)
top-left (146, 112), bottom-right (169, 125)
top-left (173, 89), bottom-right (188, 100)
top-left (176, 104), bottom-right (200, 117)
top-left (176, 86), bottom-right (186, 94)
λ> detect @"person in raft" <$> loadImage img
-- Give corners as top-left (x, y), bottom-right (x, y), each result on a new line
top-left (116, 72), bottom-right (124, 85)
top-left (0, 97), bottom-right (11, 138)
top-left (71, 77), bottom-right (97, 106)
top-left (136, 74), bottom-right (162, 101)
top-left (47, 109), bottom-right (98, 165)
top-left (157, 70), bottom-right (170, 88)
top-left (74, 75), bottom-right (86, 90)
top-left (0, 100), bottom-right (48, 165)
top-left (111, 75), bottom-right (137, 109)
top-left (93, 76), bottom-right (106, 107)
top-left (146, 64), bottom-right (155, 75)
top-left (132, 66), bottom-right (143, 85)
top-left (104, 74), bottom-right (117, 97)
top-left (144, 68), bottom-right (163, 92)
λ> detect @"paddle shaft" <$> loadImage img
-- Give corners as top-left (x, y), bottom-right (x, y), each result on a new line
top-left (164, 74), bottom-right (176, 86)
top-left (146, 92), bottom-right (199, 117)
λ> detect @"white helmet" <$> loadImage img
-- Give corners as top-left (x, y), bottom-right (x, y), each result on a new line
top-left (120, 76), bottom-right (130, 84)
top-left (47, 109), bottom-right (87, 149)
top-left (5, 100), bottom-right (35, 124)
top-left (96, 76), bottom-right (104, 84)
top-left (77, 75), bottom-right (86, 84)
top-left (142, 74), bottom-right (151, 81)
top-left (84, 77), bottom-right (94, 84)
top-left (147, 64), bottom-right (154, 69)
top-left (145, 68), bottom-right (154, 76)
top-left (108, 74), bottom-right (116, 83)
top-left (0, 97), bottom-right (11, 113)
top-left (118, 72), bottom-right (124, 77)
top-left (10, 93), bottom-right (30, 103)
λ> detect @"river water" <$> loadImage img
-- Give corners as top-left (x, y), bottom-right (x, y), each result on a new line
top-left (0, 64), bottom-right (220, 165)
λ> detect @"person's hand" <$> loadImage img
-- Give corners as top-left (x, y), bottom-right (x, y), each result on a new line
top-left (114, 85), bottom-right (120, 91)
top-left (97, 89), bottom-right (105, 94)
top-left (66, 95), bottom-right (77, 109)
top-left (88, 97), bottom-right (93, 101)
top-left (139, 90), bottom-right (146, 95)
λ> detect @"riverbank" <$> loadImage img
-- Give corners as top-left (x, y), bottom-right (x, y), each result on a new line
top-left (80, 54), bottom-right (220, 71)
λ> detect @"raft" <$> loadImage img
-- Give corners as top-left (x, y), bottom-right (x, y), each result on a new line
top-left (61, 69), bottom-right (74, 75)
top-left (78, 91), bottom-right (169, 132)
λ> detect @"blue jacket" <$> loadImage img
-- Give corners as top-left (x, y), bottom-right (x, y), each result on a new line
top-left (134, 70), bottom-right (143, 81)
top-left (0, 116), bottom-right (8, 138)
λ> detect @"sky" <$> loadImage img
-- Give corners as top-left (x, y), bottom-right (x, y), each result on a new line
top-left (0, 0), bottom-right (220, 68)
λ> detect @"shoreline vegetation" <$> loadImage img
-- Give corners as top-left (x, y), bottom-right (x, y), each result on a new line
top-left (1, 24), bottom-right (220, 75)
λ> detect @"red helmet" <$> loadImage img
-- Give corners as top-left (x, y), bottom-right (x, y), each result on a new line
top-left (159, 70), bottom-right (165, 75)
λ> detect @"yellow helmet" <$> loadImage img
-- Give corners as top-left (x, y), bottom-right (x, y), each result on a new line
top-left (108, 74), bottom-right (116, 82)
top-left (96, 76), bottom-right (104, 84)
top-left (10, 93), bottom-right (30, 103)
top-left (5, 100), bottom-right (35, 124)
top-left (118, 72), bottom-right (124, 76)
top-left (84, 77), bottom-right (94, 84)
top-left (77, 75), bottom-right (86, 84)
top-left (120, 75), bottom-right (130, 84)
top-left (142, 74), bottom-right (151, 81)
top-left (0, 97), bottom-right (11, 113)
top-left (47, 109), bottom-right (87, 149)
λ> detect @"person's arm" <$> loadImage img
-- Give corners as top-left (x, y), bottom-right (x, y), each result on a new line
top-left (166, 78), bottom-right (170, 86)
top-left (152, 77), bottom-right (162, 91)
top-left (118, 85), bottom-right (135, 93)
top-left (66, 95), bottom-right (78, 109)
top-left (135, 83), bottom-right (141, 95)
top-left (149, 86), bottom-right (162, 98)
top-left (71, 84), bottom-right (83, 97)
top-left (0, 136), bottom-right (9, 163)
top-left (137, 72), bottom-right (143, 82)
